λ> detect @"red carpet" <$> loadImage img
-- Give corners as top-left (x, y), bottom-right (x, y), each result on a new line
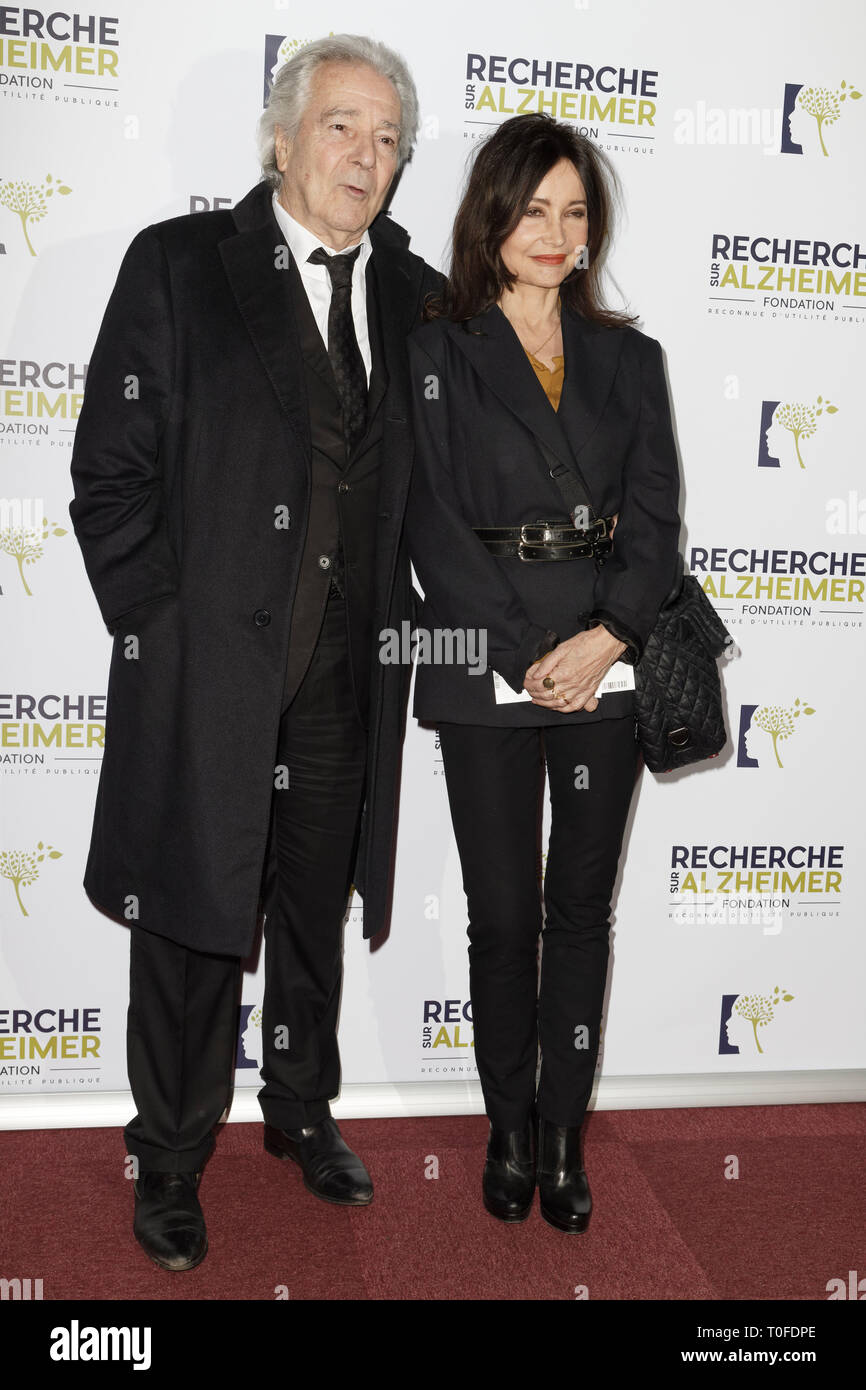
top-left (1, 1104), bottom-right (863, 1301)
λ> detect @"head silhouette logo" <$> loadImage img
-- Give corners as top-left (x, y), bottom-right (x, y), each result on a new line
top-left (738, 698), bottom-right (816, 768)
top-left (760, 396), bottom-right (837, 469)
top-left (236, 1003), bottom-right (262, 1069)
top-left (0, 516), bottom-right (68, 595)
top-left (719, 987), bottom-right (795, 1055)
top-left (782, 79), bottom-right (861, 156)
top-left (0, 176), bottom-right (72, 257)
top-left (0, 844), bottom-right (63, 916)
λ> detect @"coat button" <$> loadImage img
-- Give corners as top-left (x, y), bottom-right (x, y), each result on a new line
top-left (317, 555), bottom-right (331, 570)
top-left (253, 609), bottom-right (271, 627)
top-left (338, 481), bottom-right (350, 493)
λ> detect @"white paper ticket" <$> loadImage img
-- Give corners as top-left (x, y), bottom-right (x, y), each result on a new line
top-left (492, 660), bottom-right (635, 705)
top-left (595, 661), bottom-right (636, 696)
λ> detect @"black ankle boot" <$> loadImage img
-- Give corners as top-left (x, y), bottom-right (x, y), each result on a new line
top-left (537, 1119), bottom-right (591, 1233)
top-left (482, 1120), bottom-right (535, 1222)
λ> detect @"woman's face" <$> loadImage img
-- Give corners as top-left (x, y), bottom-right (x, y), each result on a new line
top-left (498, 158), bottom-right (589, 292)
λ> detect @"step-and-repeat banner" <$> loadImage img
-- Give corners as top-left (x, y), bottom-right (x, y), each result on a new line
top-left (1, 0), bottom-right (864, 1109)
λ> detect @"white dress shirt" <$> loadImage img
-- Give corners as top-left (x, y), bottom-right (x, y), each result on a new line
top-left (271, 193), bottom-right (373, 383)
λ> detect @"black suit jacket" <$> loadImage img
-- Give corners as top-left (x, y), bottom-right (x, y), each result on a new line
top-left (406, 303), bottom-right (682, 726)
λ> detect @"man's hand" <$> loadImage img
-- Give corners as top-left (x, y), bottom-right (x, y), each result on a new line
top-left (524, 626), bottom-right (626, 713)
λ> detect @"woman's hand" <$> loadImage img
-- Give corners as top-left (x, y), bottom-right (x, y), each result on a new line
top-left (524, 626), bottom-right (626, 713)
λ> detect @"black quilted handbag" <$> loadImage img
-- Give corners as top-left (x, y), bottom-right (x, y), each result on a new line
top-left (634, 559), bottom-right (732, 772)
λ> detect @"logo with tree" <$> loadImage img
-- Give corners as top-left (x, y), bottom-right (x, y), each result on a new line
top-left (771, 396), bottom-right (837, 469)
top-left (0, 843), bottom-right (63, 917)
top-left (270, 34), bottom-right (333, 85)
top-left (795, 79), bottom-right (861, 156)
top-left (275, 37), bottom-right (308, 63)
top-left (0, 174), bottom-right (72, 256)
top-left (732, 986), bottom-right (795, 1054)
top-left (750, 698), bottom-right (816, 768)
top-left (0, 515), bottom-right (67, 595)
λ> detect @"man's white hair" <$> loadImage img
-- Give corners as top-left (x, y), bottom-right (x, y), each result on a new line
top-left (257, 33), bottom-right (419, 187)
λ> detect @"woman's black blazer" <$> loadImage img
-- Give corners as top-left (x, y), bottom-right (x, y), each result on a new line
top-left (405, 302), bottom-right (683, 726)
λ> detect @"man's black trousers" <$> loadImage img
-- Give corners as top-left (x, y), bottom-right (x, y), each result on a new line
top-left (123, 594), bottom-right (367, 1172)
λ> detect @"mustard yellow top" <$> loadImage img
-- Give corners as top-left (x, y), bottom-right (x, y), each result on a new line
top-left (525, 350), bottom-right (564, 412)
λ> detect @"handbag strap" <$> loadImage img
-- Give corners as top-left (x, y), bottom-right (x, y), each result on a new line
top-left (536, 438), bottom-right (600, 532)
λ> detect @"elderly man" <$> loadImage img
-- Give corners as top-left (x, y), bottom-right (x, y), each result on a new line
top-left (70, 34), bottom-right (440, 1271)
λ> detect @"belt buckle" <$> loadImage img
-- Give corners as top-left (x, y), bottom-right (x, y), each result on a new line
top-left (521, 521), bottom-right (555, 544)
top-left (517, 531), bottom-right (545, 560)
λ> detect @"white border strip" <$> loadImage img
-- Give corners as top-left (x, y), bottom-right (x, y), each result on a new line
top-left (1, 1071), bottom-right (864, 1130)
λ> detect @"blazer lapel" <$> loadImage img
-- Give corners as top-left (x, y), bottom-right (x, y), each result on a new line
top-left (218, 185), bottom-right (311, 458)
top-left (446, 304), bottom-right (574, 470)
top-left (448, 303), bottom-right (626, 480)
top-left (557, 307), bottom-right (627, 464)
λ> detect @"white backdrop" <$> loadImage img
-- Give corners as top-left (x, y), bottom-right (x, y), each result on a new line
top-left (2, 0), bottom-right (865, 1126)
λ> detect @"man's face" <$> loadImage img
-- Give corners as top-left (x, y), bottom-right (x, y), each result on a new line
top-left (275, 61), bottom-right (402, 250)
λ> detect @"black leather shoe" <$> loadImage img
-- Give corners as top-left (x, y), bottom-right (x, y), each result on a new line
top-left (263, 1118), bottom-right (373, 1206)
top-left (537, 1120), bottom-right (592, 1234)
top-left (482, 1121), bottom-right (535, 1222)
top-left (133, 1170), bottom-right (207, 1271)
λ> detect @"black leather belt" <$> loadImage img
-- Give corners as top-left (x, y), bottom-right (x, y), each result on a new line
top-left (473, 518), bottom-right (615, 562)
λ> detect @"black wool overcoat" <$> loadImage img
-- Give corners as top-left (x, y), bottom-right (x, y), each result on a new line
top-left (70, 181), bottom-right (441, 955)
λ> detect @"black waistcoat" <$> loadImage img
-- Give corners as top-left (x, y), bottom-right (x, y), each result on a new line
top-left (282, 256), bottom-right (387, 725)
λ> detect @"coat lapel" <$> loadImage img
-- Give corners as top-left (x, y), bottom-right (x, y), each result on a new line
top-left (219, 190), bottom-right (423, 462)
top-left (218, 184), bottom-right (311, 458)
top-left (364, 260), bottom-right (388, 428)
top-left (368, 215), bottom-right (425, 407)
top-left (365, 216), bottom-right (427, 605)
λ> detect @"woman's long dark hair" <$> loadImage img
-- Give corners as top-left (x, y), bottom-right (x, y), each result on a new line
top-left (428, 114), bottom-right (636, 327)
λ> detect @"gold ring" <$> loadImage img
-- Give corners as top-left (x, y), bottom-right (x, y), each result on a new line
top-left (542, 676), bottom-right (556, 690)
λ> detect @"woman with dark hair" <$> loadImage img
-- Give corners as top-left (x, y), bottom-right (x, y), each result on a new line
top-left (406, 114), bottom-right (682, 1232)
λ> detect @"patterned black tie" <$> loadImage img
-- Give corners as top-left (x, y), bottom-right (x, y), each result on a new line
top-left (308, 245), bottom-right (367, 457)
